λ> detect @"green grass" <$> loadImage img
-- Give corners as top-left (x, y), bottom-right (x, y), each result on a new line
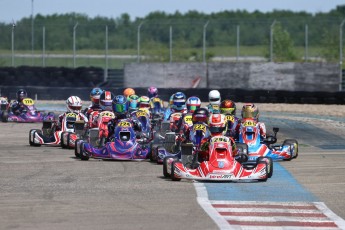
top-left (0, 45), bottom-right (340, 68)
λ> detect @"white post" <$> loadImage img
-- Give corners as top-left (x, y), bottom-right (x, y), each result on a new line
top-left (31, 0), bottom-right (34, 65)
top-left (104, 25), bottom-right (108, 82)
top-left (236, 25), bottom-right (240, 62)
top-left (137, 21), bottom-right (144, 63)
top-left (339, 19), bottom-right (345, 91)
top-left (203, 20), bottom-right (209, 63)
top-left (169, 26), bottom-right (172, 63)
top-left (11, 22), bottom-right (16, 67)
top-left (42, 26), bottom-right (45, 67)
top-left (73, 22), bottom-right (78, 68)
top-left (270, 20), bottom-right (276, 62)
top-left (305, 24), bottom-right (308, 62)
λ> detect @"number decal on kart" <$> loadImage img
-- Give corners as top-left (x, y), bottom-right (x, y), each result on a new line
top-left (225, 115), bottom-right (235, 122)
top-left (118, 121), bottom-right (131, 127)
top-left (22, 98), bottom-right (34, 106)
top-left (136, 111), bottom-right (147, 117)
top-left (184, 115), bottom-right (193, 125)
top-left (66, 113), bottom-right (78, 118)
top-left (99, 111), bottom-right (115, 118)
top-left (243, 120), bottom-right (256, 127)
top-left (211, 137), bottom-right (230, 143)
top-left (153, 98), bottom-right (161, 103)
top-left (193, 124), bottom-right (206, 132)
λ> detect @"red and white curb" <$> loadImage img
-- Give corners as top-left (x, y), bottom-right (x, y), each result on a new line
top-left (194, 183), bottom-right (345, 230)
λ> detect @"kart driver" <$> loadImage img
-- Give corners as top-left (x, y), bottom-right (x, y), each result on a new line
top-left (84, 87), bottom-right (103, 120)
top-left (10, 89), bottom-right (28, 115)
top-left (206, 89), bottom-right (221, 114)
top-left (220, 99), bottom-right (240, 138)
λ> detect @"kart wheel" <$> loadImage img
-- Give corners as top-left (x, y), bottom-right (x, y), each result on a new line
top-left (149, 143), bottom-right (157, 162)
top-left (79, 143), bottom-right (90, 161)
top-left (236, 143), bottom-right (248, 156)
top-left (1, 110), bottom-right (8, 122)
top-left (66, 133), bottom-right (72, 149)
top-left (74, 139), bottom-right (81, 158)
top-left (29, 129), bottom-right (41, 147)
top-left (171, 161), bottom-right (181, 181)
top-left (163, 156), bottom-right (171, 178)
top-left (283, 139), bottom-right (299, 160)
top-left (267, 157), bottom-right (273, 178)
top-left (61, 132), bottom-right (68, 148)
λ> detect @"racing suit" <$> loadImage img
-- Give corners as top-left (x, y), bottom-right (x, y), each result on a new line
top-left (10, 100), bottom-right (25, 115)
top-left (234, 118), bottom-right (267, 140)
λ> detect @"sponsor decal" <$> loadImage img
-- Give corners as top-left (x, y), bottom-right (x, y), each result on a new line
top-left (209, 174), bottom-right (233, 179)
top-left (218, 161), bottom-right (225, 169)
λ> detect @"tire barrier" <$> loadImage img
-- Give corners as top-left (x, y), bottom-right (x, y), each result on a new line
top-left (1, 86), bottom-right (345, 105)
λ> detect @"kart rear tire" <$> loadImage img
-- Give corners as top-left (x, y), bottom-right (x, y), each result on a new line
top-left (74, 139), bottom-right (81, 158)
top-left (266, 157), bottom-right (273, 178)
top-left (171, 160), bottom-right (181, 181)
top-left (66, 132), bottom-right (73, 149)
top-left (283, 139), bottom-right (299, 160)
top-left (256, 157), bottom-right (268, 182)
top-left (1, 110), bottom-right (8, 122)
top-left (236, 143), bottom-right (249, 155)
top-left (79, 143), bottom-right (90, 161)
top-left (61, 131), bottom-right (68, 149)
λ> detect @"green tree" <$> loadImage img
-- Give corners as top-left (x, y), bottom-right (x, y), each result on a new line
top-left (270, 22), bottom-right (298, 61)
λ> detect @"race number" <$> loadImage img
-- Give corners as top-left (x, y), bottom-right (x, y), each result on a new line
top-left (211, 137), bottom-right (230, 144)
top-left (243, 120), bottom-right (256, 127)
top-left (99, 111), bottom-right (115, 118)
top-left (193, 124), bottom-right (206, 132)
top-left (184, 115), bottom-right (193, 125)
top-left (136, 111), bottom-right (147, 117)
top-left (66, 112), bottom-right (78, 118)
top-left (22, 98), bottom-right (34, 106)
top-left (118, 121), bottom-right (131, 127)
top-left (225, 115), bottom-right (235, 123)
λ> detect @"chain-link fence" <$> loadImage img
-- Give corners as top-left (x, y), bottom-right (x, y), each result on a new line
top-left (0, 18), bottom-right (344, 68)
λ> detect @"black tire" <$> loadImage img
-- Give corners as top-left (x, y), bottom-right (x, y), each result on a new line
top-left (60, 131), bottom-right (67, 148)
top-left (2, 110), bottom-right (8, 122)
top-left (74, 139), bottom-right (81, 158)
top-left (282, 139), bottom-right (299, 160)
top-left (79, 143), bottom-right (90, 161)
top-left (163, 156), bottom-right (170, 177)
top-left (267, 157), bottom-right (273, 178)
top-left (66, 133), bottom-right (72, 149)
top-left (171, 161), bottom-right (181, 181)
top-left (236, 143), bottom-right (249, 156)
top-left (29, 129), bottom-right (41, 147)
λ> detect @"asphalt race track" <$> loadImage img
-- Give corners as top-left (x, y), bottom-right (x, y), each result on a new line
top-left (0, 109), bottom-right (345, 230)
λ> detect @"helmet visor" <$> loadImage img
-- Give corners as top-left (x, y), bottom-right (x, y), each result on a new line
top-left (69, 105), bottom-right (82, 111)
top-left (221, 107), bottom-right (235, 114)
top-left (209, 126), bottom-right (225, 134)
top-left (187, 105), bottom-right (199, 112)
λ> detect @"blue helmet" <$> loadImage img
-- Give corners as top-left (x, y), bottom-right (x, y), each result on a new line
top-left (90, 88), bottom-right (103, 105)
top-left (128, 94), bottom-right (140, 112)
top-left (112, 95), bottom-right (128, 115)
top-left (171, 92), bottom-right (186, 111)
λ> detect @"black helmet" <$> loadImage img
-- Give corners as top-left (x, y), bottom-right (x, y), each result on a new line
top-left (192, 108), bottom-right (209, 124)
top-left (16, 89), bottom-right (27, 101)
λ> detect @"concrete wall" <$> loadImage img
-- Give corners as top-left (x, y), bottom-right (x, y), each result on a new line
top-left (124, 62), bottom-right (340, 92)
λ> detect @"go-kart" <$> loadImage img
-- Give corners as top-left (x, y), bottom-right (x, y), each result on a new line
top-left (62, 111), bottom-right (115, 157)
top-left (76, 119), bottom-right (150, 161)
top-left (0, 96), bottom-right (10, 122)
top-left (29, 112), bottom-right (84, 147)
top-left (4, 98), bottom-right (54, 122)
top-left (238, 118), bottom-right (298, 161)
top-left (164, 135), bottom-right (271, 182)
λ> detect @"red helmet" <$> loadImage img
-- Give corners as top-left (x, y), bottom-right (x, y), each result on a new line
top-left (192, 108), bottom-right (209, 124)
top-left (208, 113), bottom-right (226, 136)
top-left (220, 99), bottom-right (236, 116)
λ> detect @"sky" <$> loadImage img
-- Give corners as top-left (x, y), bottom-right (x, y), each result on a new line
top-left (0, 0), bottom-right (344, 23)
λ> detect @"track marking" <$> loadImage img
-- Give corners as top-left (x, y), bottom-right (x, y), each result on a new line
top-left (194, 183), bottom-right (345, 230)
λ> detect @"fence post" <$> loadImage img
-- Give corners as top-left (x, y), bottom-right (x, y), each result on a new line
top-left (169, 26), bottom-right (172, 63)
top-left (31, 0), bottom-right (35, 66)
top-left (270, 20), bottom-right (276, 62)
top-left (73, 22), bottom-right (78, 68)
top-left (203, 20), bottom-right (209, 63)
top-left (340, 19), bottom-right (345, 91)
top-left (42, 26), bottom-right (45, 67)
top-left (104, 25), bottom-right (108, 82)
top-left (305, 24), bottom-right (308, 62)
top-left (137, 21), bottom-right (144, 63)
top-left (11, 22), bottom-right (15, 67)
top-left (236, 25), bottom-right (240, 62)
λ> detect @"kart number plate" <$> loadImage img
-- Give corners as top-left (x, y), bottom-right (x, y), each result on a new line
top-left (136, 111), bottom-right (147, 117)
top-left (22, 98), bottom-right (34, 106)
top-left (211, 137), bottom-right (230, 144)
top-left (184, 115), bottom-right (193, 125)
top-left (66, 113), bottom-right (78, 118)
top-left (243, 120), bottom-right (256, 127)
top-left (193, 124), bottom-right (206, 132)
top-left (99, 111), bottom-right (115, 118)
top-left (118, 121), bottom-right (131, 127)
top-left (225, 115), bottom-right (235, 122)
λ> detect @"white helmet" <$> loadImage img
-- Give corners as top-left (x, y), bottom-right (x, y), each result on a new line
top-left (66, 96), bottom-right (83, 113)
top-left (208, 90), bottom-right (221, 105)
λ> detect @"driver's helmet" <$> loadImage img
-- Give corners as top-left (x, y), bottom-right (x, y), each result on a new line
top-left (171, 92), bottom-right (186, 111)
top-left (90, 87), bottom-right (103, 106)
top-left (241, 103), bottom-right (259, 120)
top-left (128, 94), bottom-right (140, 112)
top-left (138, 96), bottom-right (150, 109)
top-left (192, 108), bottom-right (209, 124)
top-left (186, 96), bottom-right (201, 113)
top-left (123, 88), bottom-right (135, 99)
top-left (208, 90), bottom-right (221, 105)
top-left (112, 95), bottom-right (128, 115)
top-left (208, 113), bottom-right (227, 136)
top-left (16, 89), bottom-right (27, 102)
top-left (220, 99), bottom-right (236, 116)
top-left (99, 91), bottom-right (114, 111)
top-left (147, 86), bottom-right (158, 98)
top-left (66, 96), bottom-right (83, 113)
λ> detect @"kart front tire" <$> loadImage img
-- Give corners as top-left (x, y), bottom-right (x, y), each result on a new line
top-left (61, 132), bottom-right (68, 149)
top-left (283, 139), bottom-right (299, 160)
top-left (79, 143), bottom-right (90, 161)
top-left (74, 139), bottom-right (81, 158)
top-left (29, 129), bottom-right (42, 147)
top-left (2, 110), bottom-right (8, 122)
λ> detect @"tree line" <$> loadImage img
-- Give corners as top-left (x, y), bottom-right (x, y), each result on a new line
top-left (0, 5), bottom-right (344, 61)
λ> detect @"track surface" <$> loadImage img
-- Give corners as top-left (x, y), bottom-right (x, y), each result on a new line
top-left (0, 110), bottom-right (345, 229)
